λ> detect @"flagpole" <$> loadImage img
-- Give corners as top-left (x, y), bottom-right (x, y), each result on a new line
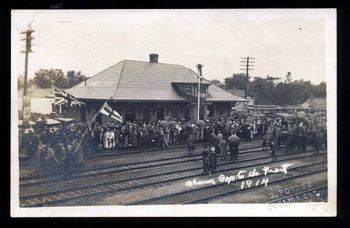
top-left (73, 101), bottom-right (106, 153)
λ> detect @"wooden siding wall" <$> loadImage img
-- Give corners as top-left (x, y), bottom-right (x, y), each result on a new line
top-left (65, 101), bottom-right (233, 123)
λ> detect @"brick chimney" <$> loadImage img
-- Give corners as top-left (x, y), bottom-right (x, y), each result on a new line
top-left (149, 54), bottom-right (159, 63)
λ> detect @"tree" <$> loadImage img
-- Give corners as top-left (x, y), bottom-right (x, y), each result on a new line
top-left (18, 75), bottom-right (35, 90)
top-left (223, 71), bottom-right (326, 105)
top-left (34, 69), bottom-right (66, 88)
top-left (67, 70), bottom-right (87, 88)
top-left (210, 79), bottom-right (221, 85)
top-left (210, 79), bottom-right (225, 88)
top-left (17, 75), bottom-right (24, 90)
top-left (311, 81), bottom-right (326, 97)
top-left (224, 73), bottom-right (247, 90)
top-left (28, 79), bottom-right (35, 87)
top-left (248, 77), bottom-right (275, 104)
top-left (274, 81), bottom-right (309, 105)
top-left (33, 69), bottom-right (87, 89)
top-left (274, 82), bottom-right (290, 105)
top-left (266, 75), bottom-right (281, 82)
top-left (285, 71), bottom-right (292, 83)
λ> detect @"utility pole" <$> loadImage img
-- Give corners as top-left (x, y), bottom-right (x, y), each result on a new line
top-left (20, 25), bottom-right (35, 120)
top-left (196, 64), bottom-right (203, 121)
top-left (240, 56), bottom-right (254, 99)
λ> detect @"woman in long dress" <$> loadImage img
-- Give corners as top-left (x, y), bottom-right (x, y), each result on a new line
top-left (110, 129), bottom-right (115, 148)
top-left (187, 134), bottom-right (195, 154)
top-left (106, 129), bottom-right (115, 149)
top-left (104, 128), bottom-right (115, 149)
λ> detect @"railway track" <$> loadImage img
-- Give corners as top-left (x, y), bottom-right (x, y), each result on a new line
top-left (20, 147), bottom-right (274, 196)
top-left (130, 161), bottom-right (327, 205)
top-left (20, 144), bottom-right (266, 187)
top-left (20, 150), bottom-right (326, 207)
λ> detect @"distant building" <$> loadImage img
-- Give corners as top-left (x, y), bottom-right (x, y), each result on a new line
top-left (227, 90), bottom-right (247, 113)
top-left (283, 105), bottom-right (306, 112)
top-left (283, 96), bottom-right (326, 112)
top-left (66, 54), bottom-right (247, 123)
top-left (300, 97), bottom-right (326, 110)
top-left (18, 86), bottom-right (53, 115)
top-left (246, 104), bottom-right (282, 114)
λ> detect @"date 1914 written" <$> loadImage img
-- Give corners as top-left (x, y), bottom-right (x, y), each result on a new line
top-left (241, 178), bottom-right (269, 189)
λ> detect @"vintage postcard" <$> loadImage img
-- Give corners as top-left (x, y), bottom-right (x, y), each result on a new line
top-left (11, 9), bottom-right (336, 217)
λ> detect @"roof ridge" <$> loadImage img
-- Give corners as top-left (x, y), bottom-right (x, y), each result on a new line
top-left (123, 59), bottom-right (195, 70)
top-left (87, 60), bottom-right (125, 80)
top-left (185, 68), bottom-right (212, 83)
top-left (184, 68), bottom-right (194, 80)
top-left (68, 60), bottom-right (125, 90)
top-left (111, 61), bottom-right (126, 99)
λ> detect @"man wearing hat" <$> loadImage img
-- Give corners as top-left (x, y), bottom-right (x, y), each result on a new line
top-left (219, 138), bottom-right (228, 161)
top-left (202, 145), bottom-right (210, 173)
top-left (228, 132), bottom-right (240, 161)
top-left (64, 144), bottom-right (75, 179)
top-left (215, 131), bottom-right (223, 154)
top-left (270, 139), bottom-right (277, 162)
top-left (208, 146), bottom-right (217, 175)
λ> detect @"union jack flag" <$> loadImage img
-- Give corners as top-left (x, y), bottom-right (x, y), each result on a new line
top-left (52, 84), bottom-right (85, 107)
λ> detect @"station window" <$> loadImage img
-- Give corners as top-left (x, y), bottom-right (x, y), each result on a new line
top-left (184, 85), bottom-right (193, 94)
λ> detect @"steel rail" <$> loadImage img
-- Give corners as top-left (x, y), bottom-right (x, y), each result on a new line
top-left (20, 145), bottom-right (266, 187)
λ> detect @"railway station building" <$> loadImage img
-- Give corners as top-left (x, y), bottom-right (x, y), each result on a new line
top-left (65, 54), bottom-right (247, 123)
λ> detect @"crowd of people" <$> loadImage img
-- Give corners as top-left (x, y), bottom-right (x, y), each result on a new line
top-left (20, 121), bottom-right (86, 177)
top-left (19, 111), bottom-right (327, 177)
top-left (199, 111), bottom-right (327, 174)
top-left (87, 116), bottom-right (263, 152)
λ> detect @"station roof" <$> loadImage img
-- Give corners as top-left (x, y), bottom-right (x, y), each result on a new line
top-left (67, 59), bottom-right (247, 103)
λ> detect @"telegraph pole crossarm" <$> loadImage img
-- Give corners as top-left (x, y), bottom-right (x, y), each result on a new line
top-left (240, 56), bottom-right (255, 99)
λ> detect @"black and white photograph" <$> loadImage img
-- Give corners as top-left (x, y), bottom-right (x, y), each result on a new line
top-left (11, 9), bottom-right (336, 217)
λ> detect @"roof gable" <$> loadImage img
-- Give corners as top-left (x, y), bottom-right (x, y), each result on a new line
top-left (308, 97), bottom-right (326, 106)
top-left (301, 97), bottom-right (326, 109)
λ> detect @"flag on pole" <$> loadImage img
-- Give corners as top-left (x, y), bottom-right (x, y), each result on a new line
top-left (100, 102), bottom-right (123, 123)
top-left (52, 84), bottom-right (85, 107)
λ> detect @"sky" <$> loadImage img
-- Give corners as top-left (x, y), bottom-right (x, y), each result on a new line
top-left (12, 9), bottom-right (334, 84)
